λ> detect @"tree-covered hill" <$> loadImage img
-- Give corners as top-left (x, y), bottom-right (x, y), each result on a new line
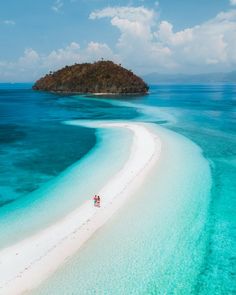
top-left (33, 61), bottom-right (149, 95)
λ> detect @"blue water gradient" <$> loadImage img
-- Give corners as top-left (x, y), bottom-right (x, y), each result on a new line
top-left (0, 83), bottom-right (235, 294)
top-left (0, 125), bottom-right (133, 249)
top-left (33, 125), bottom-right (211, 295)
top-left (0, 84), bottom-right (138, 205)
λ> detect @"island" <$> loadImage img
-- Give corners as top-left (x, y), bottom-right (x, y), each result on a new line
top-left (33, 60), bottom-right (149, 95)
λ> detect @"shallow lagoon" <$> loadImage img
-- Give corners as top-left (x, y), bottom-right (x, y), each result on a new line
top-left (33, 125), bottom-right (211, 295)
top-left (0, 84), bottom-right (235, 294)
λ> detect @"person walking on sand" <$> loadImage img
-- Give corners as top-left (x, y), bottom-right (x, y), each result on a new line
top-left (96, 195), bottom-right (101, 207)
top-left (93, 195), bottom-right (98, 206)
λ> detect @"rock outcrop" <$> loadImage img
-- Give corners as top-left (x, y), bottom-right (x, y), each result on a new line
top-left (33, 61), bottom-right (149, 95)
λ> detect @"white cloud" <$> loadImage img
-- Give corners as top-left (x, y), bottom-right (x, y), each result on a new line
top-left (52, 0), bottom-right (63, 13)
top-left (230, 0), bottom-right (236, 6)
top-left (89, 6), bottom-right (173, 72)
top-left (43, 42), bottom-right (81, 68)
top-left (90, 6), bottom-right (154, 24)
top-left (0, 42), bottom-right (116, 82)
top-left (19, 48), bottom-right (40, 66)
top-left (2, 20), bottom-right (15, 25)
top-left (89, 6), bottom-right (156, 50)
top-left (89, 6), bottom-right (155, 46)
top-left (86, 41), bottom-right (118, 61)
top-left (1, 6), bottom-right (236, 81)
top-left (159, 9), bottom-right (236, 71)
top-left (157, 21), bottom-right (193, 46)
top-left (89, 6), bottom-right (236, 73)
top-left (42, 41), bottom-right (117, 68)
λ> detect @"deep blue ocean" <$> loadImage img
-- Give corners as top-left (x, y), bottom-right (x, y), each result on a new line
top-left (0, 83), bottom-right (235, 294)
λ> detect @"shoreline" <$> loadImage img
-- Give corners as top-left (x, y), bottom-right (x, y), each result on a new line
top-left (33, 90), bottom-right (148, 96)
top-left (0, 122), bottom-right (161, 295)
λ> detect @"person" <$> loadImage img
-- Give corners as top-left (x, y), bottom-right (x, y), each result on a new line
top-left (96, 195), bottom-right (101, 207)
top-left (93, 195), bottom-right (98, 206)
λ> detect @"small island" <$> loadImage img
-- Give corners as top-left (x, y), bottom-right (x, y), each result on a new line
top-left (33, 60), bottom-right (149, 95)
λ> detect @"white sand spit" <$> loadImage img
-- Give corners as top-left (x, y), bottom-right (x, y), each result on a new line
top-left (0, 122), bottom-right (161, 295)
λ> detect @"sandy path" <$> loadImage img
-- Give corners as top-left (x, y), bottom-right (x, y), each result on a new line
top-left (0, 122), bottom-right (161, 295)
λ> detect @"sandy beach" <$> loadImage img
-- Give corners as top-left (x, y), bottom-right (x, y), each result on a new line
top-left (0, 122), bottom-right (161, 295)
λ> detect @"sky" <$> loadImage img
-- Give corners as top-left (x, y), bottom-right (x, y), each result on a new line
top-left (0, 0), bottom-right (236, 81)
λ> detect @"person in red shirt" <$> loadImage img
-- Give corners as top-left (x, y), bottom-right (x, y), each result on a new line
top-left (93, 195), bottom-right (98, 206)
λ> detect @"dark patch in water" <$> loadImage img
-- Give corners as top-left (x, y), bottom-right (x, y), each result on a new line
top-left (153, 120), bottom-right (168, 125)
top-left (13, 124), bottom-right (96, 176)
top-left (0, 199), bottom-right (14, 207)
top-left (0, 124), bottom-right (26, 144)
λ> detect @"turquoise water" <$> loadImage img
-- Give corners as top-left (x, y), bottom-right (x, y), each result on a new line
top-left (33, 126), bottom-right (211, 295)
top-left (140, 85), bottom-right (236, 294)
top-left (0, 84), bottom-right (235, 294)
top-left (0, 126), bottom-right (132, 249)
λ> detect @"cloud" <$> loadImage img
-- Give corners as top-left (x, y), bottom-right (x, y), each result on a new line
top-left (52, 0), bottom-right (63, 13)
top-left (89, 6), bottom-right (236, 73)
top-left (89, 6), bottom-right (173, 72)
top-left (0, 48), bottom-right (40, 82)
top-left (43, 41), bottom-right (117, 68)
top-left (89, 6), bottom-right (156, 45)
top-left (156, 10), bottom-right (236, 71)
top-left (230, 0), bottom-right (236, 5)
top-left (19, 48), bottom-right (40, 66)
top-left (90, 6), bottom-right (155, 23)
top-left (89, 6), bottom-right (155, 48)
top-left (43, 42), bottom-right (81, 68)
top-left (156, 21), bottom-right (193, 46)
top-left (86, 41), bottom-right (118, 61)
top-left (2, 20), bottom-right (15, 25)
top-left (1, 5), bottom-right (236, 81)
top-left (0, 42), bottom-right (116, 82)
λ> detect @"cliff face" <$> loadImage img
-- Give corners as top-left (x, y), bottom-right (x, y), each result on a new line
top-left (33, 61), bottom-right (149, 95)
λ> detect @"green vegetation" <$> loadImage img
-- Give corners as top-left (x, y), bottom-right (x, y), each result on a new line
top-left (33, 61), bottom-right (149, 94)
